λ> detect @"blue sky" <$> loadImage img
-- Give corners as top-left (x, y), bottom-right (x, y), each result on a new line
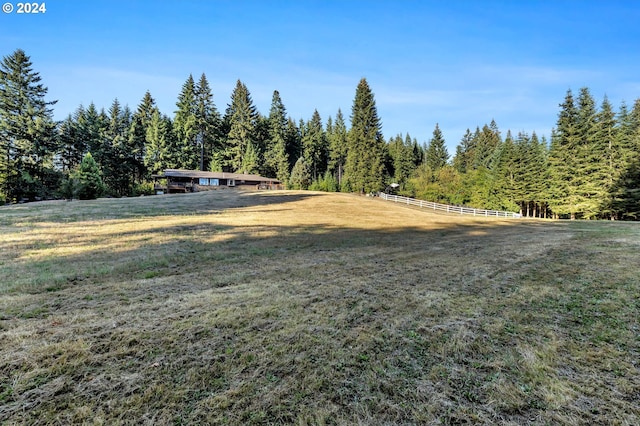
top-left (2, 0), bottom-right (640, 151)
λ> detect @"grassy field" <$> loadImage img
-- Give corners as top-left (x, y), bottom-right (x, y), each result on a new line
top-left (1, 190), bottom-right (639, 425)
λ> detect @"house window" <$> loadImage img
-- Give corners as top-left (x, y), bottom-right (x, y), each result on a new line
top-left (228, 179), bottom-right (235, 187)
top-left (199, 178), bottom-right (209, 186)
top-left (211, 178), bottom-right (219, 186)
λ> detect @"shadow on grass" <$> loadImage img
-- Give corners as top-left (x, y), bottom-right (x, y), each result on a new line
top-left (2, 191), bottom-right (639, 425)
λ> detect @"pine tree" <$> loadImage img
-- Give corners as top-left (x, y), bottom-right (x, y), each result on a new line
top-left (453, 129), bottom-right (474, 173)
top-left (528, 132), bottom-right (549, 217)
top-left (57, 106), bottom-right (87, 173)
top-left (594, 96), bottom-right (618, 218)
top-left (411, 135), bottom-right (424, 167)
top-left (575, 87), bottom-right (601, 218)
top-left (345, 78), bottom-right (385, 194)
top-left (492, 130), bottom-right (519, 212)
top-left (82, 103), bottom-right (107, 158)
top-left (224, 80), bottom-right (258, 172)
top-left (0, 49), bottom-right (58, 202)
top-left (610, 98), bottom-right (640, 219)
top-left (240, 141), bottom-right (259, 174)
top-left (100, 99), bottom-right (134, 196)
top-left (144, 109), bottom-right (173, 174)
top-left (388, 134), bottom-right (414, 186)
top-left (285, 117), bottom-right (302, 171)
top-left (264, 90), bottom-right (290, 183)
top-left (302, 109), bottom-right (328, 181)
top-left (194, 73), bottom-right (221, 171)
top-left (254, 114), bottom-right (270, 173)
top-left (515, 131), bottom-right (544, 216)
top-left (327, 109), bottom-right (348, 188)
top-left (548, 89), bottom-right (580, 219)
top-left (129, 91), bottom-right (156, 182)
top-left (615, 101), bottom-right (635, 167)
top-left (610, 156), bottom-right (640, 219)
top-left (173, 75), bottom-right (198, 169)
top-left (73, 152), bottom-right (105, 200)
top-left (473, 122), bottom-right (501, 169)
top-left (289, 156), bottom-right (311, 190)
top-left (425, 123), bottom-right (449, 170)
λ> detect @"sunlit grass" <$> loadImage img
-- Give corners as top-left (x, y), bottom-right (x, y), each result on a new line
top-left (1, 190), bottom-right (639, 424)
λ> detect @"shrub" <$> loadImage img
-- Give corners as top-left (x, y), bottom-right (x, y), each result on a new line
top-left (289, 157), bottom-right (311, 190)
top-left (73, 153), bottom-right (105, 200)
top-left (132, 182), bottom-right (155, 196)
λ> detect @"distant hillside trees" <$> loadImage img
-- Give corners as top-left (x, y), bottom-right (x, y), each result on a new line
top-left (1, 48), bottom-right (639, 219)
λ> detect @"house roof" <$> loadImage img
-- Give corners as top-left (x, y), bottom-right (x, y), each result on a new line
top-left (155, 169), bottom-right (281, 183)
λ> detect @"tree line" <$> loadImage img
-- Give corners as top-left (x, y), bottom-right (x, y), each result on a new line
top-left (1, 49), bottom-right (639, 219)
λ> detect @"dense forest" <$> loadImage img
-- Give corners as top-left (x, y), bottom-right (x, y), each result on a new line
top-left (1, 49), bottom-right (639, 219)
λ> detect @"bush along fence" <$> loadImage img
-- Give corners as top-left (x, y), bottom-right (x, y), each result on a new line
top-left (378, 192), bottom-right (522, 218)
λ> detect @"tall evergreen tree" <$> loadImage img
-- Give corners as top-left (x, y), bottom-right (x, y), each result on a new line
top-left (411, 135), bottom-right (424, 167)
top-left (285, 117), bottom-right (302, 170)
top-left (173, 75), bottom-right (198, 169)
top-left (615, 101), bottom-right (636, 167)
top-left (594, 96), bottom-right (618, 218)
top-left (425, 123), bottom-right (449, 170)
top-left (0, 49), bottom-right (58, 202)
top-left (453, 129), bottom-right (474, 173)
top-left (128, 91), bottom-right (156, 184)
top-left (388, 134), bottom-right (414, 186)
top-left (194, 73), bottom-right (221, 171)
top-left (264, 90), bottom-right (290, 183)
top-left (327, 109), bottom-right (349, 188)
top-left (610, 98), bottom-right (640, 219)
top-left (575, 87), bottom-right (602, 218)
top-left (82, 103), bottom-right (107, 158)
top-left (144, 109), bottom-right (174, 174)
top-left (473, 121), bottom-right (501, 169)
top-left (302, 109), bottom-right (328, 181)
top-left (345, 78), bottom-right (385, 193)
top-left (224, 80), bottom-right (258, 172)
top-left (492, 130), bottom-right (519, 212)
top-left (100, 99), bottom-right (134, 196)
top-left (548, 89), bottom-right (580, 219)
top-left (528, 132), bottom-right (549, 217)
top-left (57, 106), bottom-right (87, 173)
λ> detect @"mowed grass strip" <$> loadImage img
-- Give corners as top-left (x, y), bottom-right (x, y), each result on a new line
top-left (1, 191), bottom-right (638, 425)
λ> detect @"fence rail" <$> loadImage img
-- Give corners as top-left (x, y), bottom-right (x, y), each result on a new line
top-left (379, 193), bottom-right (521, 218)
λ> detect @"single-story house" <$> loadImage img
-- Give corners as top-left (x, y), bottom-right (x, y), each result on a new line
top-left (152, 169), bottom-right (283, 194)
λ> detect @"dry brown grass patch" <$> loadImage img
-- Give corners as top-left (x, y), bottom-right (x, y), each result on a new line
top-left (1, 190), bottom-right (639, 424)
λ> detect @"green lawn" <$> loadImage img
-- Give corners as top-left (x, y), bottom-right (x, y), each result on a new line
top-left (1, 190), bottom-right (639, 425)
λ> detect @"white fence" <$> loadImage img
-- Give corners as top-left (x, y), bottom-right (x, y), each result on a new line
top-left (378, 192), bottom-right (521, 218)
